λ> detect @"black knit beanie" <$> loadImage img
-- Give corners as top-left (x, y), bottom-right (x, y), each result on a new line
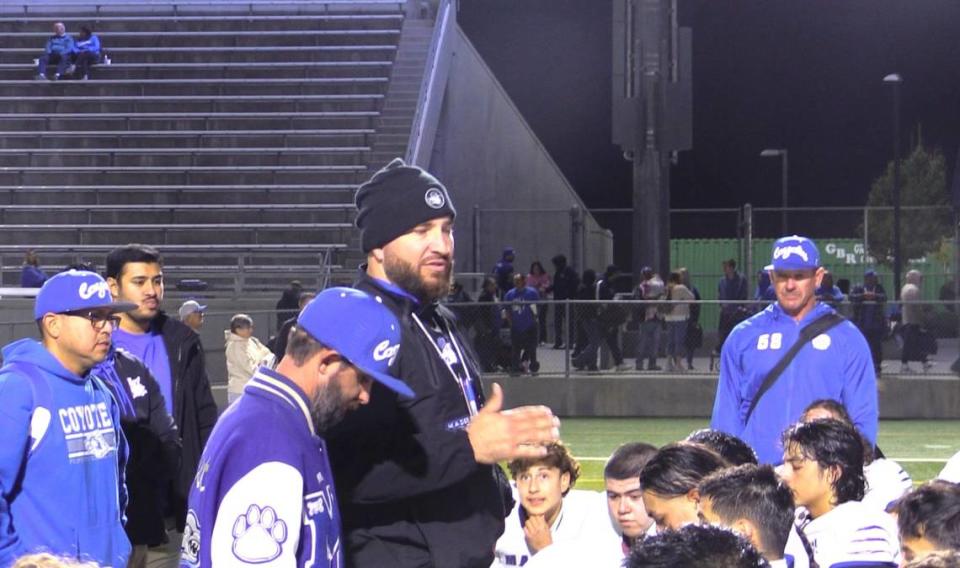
top-left (355, 158), bottom-right (457, 252)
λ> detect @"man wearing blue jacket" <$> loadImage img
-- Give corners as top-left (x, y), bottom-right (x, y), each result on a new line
top-left (0, 270), bottom-right (136, 567)
top-left (181, 288), bottom-right (414, 568)
top-left (35, 21), bottom-right (76, 80)
top-left (73, 25), bottom-right (101, 80)
top-left (710, 235), bottom-right (878, 465)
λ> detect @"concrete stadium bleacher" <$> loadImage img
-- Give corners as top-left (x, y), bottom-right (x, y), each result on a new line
top-left (0, 0), bottom-right (432, 293)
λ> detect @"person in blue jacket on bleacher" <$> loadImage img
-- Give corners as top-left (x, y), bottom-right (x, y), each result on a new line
top-left (73, 25), bottom-right (102, 80)
top-left (35, 21), bottom-right (76, 80)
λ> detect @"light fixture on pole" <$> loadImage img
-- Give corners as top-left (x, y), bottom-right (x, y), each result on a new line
top-left (883, 73), bottom-right (902, 299)
top-left (760, 148), bottom-right (789, 235)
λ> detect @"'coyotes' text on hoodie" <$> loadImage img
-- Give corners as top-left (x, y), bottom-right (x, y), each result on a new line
top-left (0, 338), bottom-right (130, 567)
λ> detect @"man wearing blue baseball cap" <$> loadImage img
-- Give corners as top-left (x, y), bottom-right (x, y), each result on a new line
top-left (710, 235), bottom-right (878, 464)
top-left (181, 287), bottom-right (413, 568)
top-left (0, 270), bottom-right (136, 566)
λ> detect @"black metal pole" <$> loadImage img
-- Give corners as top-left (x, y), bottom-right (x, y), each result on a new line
top-left (781, 150), bottom-right (789, 235)
top-left (892, 80), bottom-right (902, 300)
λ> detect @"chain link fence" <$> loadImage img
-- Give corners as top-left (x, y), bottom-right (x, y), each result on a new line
top-left (444, 298), bottom-right (959, 378)
top-left (0, 300), bottom-right (956, 381)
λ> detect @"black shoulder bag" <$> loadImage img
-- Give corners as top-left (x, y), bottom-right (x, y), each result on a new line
top-left (744, 313), bottom-right (846, 425)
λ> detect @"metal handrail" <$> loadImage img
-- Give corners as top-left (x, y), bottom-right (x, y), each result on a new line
top-left (405, 0), bottom-right (454, 166)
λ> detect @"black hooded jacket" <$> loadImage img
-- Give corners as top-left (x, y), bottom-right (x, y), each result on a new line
top-left (156, 313), bottom-right (218, 530)
top-left (99, 349), bottom-right (181, 546)
top-left (326, 272), bottom-right (512, 567)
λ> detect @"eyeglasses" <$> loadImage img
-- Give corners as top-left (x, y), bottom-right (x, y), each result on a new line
top-left (61, 310), bottom-right (122, 330)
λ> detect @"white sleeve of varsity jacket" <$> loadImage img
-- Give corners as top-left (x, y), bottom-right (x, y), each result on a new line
top-left (211, 461), bottom-right (304, 567)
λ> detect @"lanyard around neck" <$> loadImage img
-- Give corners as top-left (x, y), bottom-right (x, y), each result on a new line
top-left (410, 311), bottom-right (478, 417)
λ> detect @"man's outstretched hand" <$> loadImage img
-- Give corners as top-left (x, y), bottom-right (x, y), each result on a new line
top-left (467, 383), bottom-right (560, 464)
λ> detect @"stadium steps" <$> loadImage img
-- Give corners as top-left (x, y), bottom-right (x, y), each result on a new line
top-left (0, 1), bottom-right (434, 290)
top-left (0, 184), bottom-right (359, 206)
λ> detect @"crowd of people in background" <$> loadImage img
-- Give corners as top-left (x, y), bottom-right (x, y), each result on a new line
top-left (422, 246), bottom-right (947, 377)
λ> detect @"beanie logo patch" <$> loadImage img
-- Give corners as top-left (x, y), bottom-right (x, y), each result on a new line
top-left (424, 187), bottom-right (446, 209)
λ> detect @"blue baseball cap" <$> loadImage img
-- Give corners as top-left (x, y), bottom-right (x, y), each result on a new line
top-left (297, 287), bottom-right (414, 399)
top-left (34, 269), bottom-right (137, 320)
top-left (764, 235), bottom-right (821, 272)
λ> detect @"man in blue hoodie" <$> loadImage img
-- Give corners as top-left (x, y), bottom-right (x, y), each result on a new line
top-left (710, 236), bottom-right (878, 465)
top-left (35, 21), bottom-right (76, 80)
top-left (0, 270), bottom-right (136, 567)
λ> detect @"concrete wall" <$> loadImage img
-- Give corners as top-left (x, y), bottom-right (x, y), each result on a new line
top-left (481, 376), bottom-right (960, 419)
top-left (427, 25), bottom-right (613, 276)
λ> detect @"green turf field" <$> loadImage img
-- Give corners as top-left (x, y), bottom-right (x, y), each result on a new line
top-left (554, 418), bottom-right (958, 491)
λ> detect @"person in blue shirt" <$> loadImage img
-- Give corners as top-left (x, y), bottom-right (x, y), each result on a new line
top-left (35, 21), bottom-right (76, 80)
top-left (0, 270), bottom-right (136, 567)
top-left (19, 250), bottom-right (47, 288)
top-left (106, 244), bottom-right (218, 554)
top-left (710, 235), bottom-right (878, 465)
top-left (493, 247), bottom-right (516, 298)
top-left (504, 272), bottom-right (540, 375)
top-left (180, 287), bottom-right (415, 568)
top-left (815, 270), bottom-right (845, 307)
top-left (73, 25), bottom-right (101, 80)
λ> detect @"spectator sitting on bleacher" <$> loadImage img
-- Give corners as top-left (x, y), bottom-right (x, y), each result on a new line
top-left (35, 21), bottom-right (76, 81)
top-left (20, 249), bottom-right (47, 288)
top-left (72, 25), bottom-right (101, 80)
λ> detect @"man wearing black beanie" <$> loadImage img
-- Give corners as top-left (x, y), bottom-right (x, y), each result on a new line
top-left (326, 158), bottom-right (561, 567)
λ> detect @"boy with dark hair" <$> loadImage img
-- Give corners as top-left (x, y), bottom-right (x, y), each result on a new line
top-left (526, 442), bottom-right (658, 568)
top-left (780, 419), bottom-right (900, 567)
top-left (628, 524), bottom-right (770, 568)
top-left (698, 464), bottom-right (802, 568)
top-left (801, 398), bottom-right (912, 511)
top-left (603, 442), bottom-right (659, 543)
top-left (686, 428), bottom-right (758, 466)
top-left (106, 244), bottom-right (218, 543)
top-left (895, 481), bottom-right (960, 565)
top-left (494, 442), bottom-right (598, 567)
top-left (639, 442), bottom-right (728, 532)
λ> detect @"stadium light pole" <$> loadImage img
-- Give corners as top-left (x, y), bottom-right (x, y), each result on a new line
top-left (883, 73), bottom-right (902, 300)
top-left (760, 148), bottom-right (789, 235)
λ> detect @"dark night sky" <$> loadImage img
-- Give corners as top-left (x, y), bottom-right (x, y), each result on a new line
top-left (458, 1), bottom-right (960, 229)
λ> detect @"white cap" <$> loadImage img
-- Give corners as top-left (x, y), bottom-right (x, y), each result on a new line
top-left (178, 300), bottom-right (206, 319)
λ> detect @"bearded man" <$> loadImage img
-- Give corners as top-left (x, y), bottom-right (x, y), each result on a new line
top-left (181, 287), bottom-right (414, 567)
top-left (326, 158), bottom-right (561, 567)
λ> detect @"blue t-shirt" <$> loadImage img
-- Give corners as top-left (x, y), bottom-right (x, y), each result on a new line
top-left (113, 327), bottom-right (174, 415)
top-left (504, 286), bottom-right (539, 332)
